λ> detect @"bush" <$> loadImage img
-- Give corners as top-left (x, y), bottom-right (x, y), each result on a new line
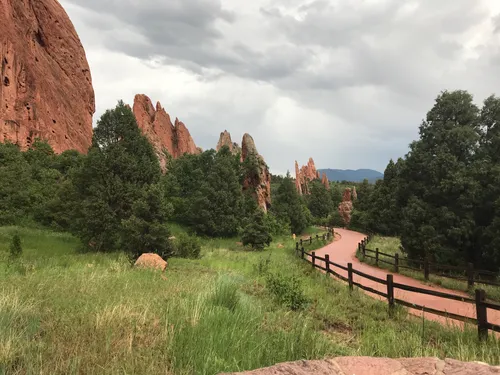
top-left (174, 233), bottom-right (201, 259)
top-left (9, 234), bottom-right (22, 260)
top-left (263, 213), bottom-right (290, 236)
top-left (265, 272), bottom-right (309, 311)
top-left (241, 210), bottom-right (272, 251)
top-left (210, 277), bottom-right (240, 311)
top-left (327, 210), bottom-right (344, 228)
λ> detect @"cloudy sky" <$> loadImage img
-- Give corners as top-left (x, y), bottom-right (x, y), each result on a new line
top-left (60, 0), bottom-right (500, 175)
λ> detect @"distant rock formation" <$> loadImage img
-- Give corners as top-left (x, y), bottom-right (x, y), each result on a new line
top-left (216, 130), bottom-right (241, 155)
top-left (338, 188), bottom-right (353, 227)
top-left (352, 186), bottom-right (358, 200)
top-left (132, 94), bottom-right (200, 169)
top-left (1, 0), bottom-right (95, 153)
top-left (321, 173), bottom-right (330, 191)
top-left (241, 133), bottom-right (271, 212)
top-left (295, 157), bottom-right (320, 195)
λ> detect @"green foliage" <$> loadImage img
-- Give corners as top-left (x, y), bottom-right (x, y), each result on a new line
top-left (327, 210), bottom-right (344, 228)
top-left (265, 272), bottom-right (309, 310)
top-left (210, 276), bottom-right (240, 312)
top-left (164, 147), bottom-right (244, 237)
top-left (307, 180), bottom-right (333, 219)
top-left (71, 101), bottom-right (171, 257)
top-left (174, 232), bottom-right (202, 259)
top-left (241, 210), bottom-right (273, 251)
top-left (272, 172), bottom-right (310, 234)
top-left (263, 212), bottom-right (291, 236)
top-left (9, 234), bottom-right (22, 260)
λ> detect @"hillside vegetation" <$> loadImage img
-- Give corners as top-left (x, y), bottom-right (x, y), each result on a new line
top-left (1, 226), bottom-right (499, 374)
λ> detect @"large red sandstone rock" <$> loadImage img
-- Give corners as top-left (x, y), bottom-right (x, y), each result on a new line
top-left (216, 130), bottom-right (241, 155)
top-left (338, 188), bottom-right (353, 227)
top-left (321, 172), bottom-right (330, 191)
top-left (220, 357), bottom-right (500, 375)
top-left (295, 157), bottom-right (319, 195)
top-left (241, 133), bottom-right (271, 212)
top-left (134, 253), bottom-right (168, 272)
top-left (1, 0), bottom-right (95, 153)
top-left (132, 94), bottom-right (199, 169)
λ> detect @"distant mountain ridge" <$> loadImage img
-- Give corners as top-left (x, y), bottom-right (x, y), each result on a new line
top-left (318, 169), bottom-right (383, 183)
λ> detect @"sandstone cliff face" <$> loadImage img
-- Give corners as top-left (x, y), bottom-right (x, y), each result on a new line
top-left (321, 173), bottom-right (330, 191)
top-left (241, 133), bottom-right (271, 212)
top-left (338, 188), bottom-right (353, 227)
top-left (216, 130), bottom-right (241, 155)
top-left (1, 0), bottom-right (95, 153)
top-left (295, 157), bottom-right (319, 195)
top-left (132, 94), bottom-right (199, 168)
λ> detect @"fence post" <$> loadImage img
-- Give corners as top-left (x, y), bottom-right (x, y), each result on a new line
top-left (301, 247), bottom-right (305, 259)
top-left (348, 263), bottom-right (353, 291)
top-left (296, 242), bottom-right (299, 251)
top-left (310, 236), bottom-right (313, 245)
top-left (387, 274), bottom-right (394, 309)
top-left (300, 238), bottom-right (303, 246)
top-left (325, 254), bottom-right (330, 273)
top-left (376, 248), bottom-right (379, 266)
top-left (316, 234), bottom-right (319, 241)
top-left (467, 263), bottom-right (475, 288)
top-left (475, 289), bottom-right (488, 341)
top-left (358, 243), bottom-right (361, 252)
top-left (312, 252), bottom-right (316, 268)
top-left (424, 259), bottom-right (430, 281)
top-left (394, 253), bottom-right (399, 273)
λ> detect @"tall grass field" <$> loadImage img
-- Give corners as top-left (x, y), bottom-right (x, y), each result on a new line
top-left (0, 226), bottom-right (499, 375)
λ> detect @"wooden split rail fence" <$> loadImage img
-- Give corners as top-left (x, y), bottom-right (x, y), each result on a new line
top-left (358, 239), bottom-right (500, 288)
top-left (296, 234), bottom-right (500, 340)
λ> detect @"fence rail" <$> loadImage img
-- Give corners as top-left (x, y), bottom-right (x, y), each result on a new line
top-left (295, 234), bottom-right (500, 341)
top-left (359, 243), bottom-right (500, 288)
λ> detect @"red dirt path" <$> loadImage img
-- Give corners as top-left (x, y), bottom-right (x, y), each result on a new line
top-left (312, 228), bottom-right (500, 329)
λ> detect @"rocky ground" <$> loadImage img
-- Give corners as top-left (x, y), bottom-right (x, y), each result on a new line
top-left (221, 357), bottom-right (500, 375)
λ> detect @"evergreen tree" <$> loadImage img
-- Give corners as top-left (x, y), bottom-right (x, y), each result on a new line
top-left (272, 172), bottom-right (310, 234)
top-left (308, 180), bottom-right (333, 219)
top-left (399, 90), bottom-right (480, 265)
top-left (241, 209), bottom-right (272, 250)
top-left (72, 101), bottom-right (170, 254)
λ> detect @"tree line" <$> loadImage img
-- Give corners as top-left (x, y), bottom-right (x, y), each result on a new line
top-left (0, 101), bottom-right (319, 257)
top-left (348, 90), bottom-right (500, 272)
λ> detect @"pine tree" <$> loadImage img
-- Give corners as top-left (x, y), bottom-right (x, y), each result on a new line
top-left (241, 210), bottom-right (272, 250)
top-left (72, 101), bottom-right (170, 255)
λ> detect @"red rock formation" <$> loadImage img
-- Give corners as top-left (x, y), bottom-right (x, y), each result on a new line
top-left (352, 186), bottom-right (358, 200)
top-left (221, 357), bottom-right (500, 375)
top-left (1, 0), bottom-right (95, 153)
top-left (294, 161), bottom-right (303, 195)
top-left (338, 188), bottom-right (353, 227)
top-left (241, 133), bottom-right (271, 212)
top-left (132, 94), bottom-right (200, 168)
top-left (134, 253), bottom-right (167, 272)
top-left (321, 173), bottom-right (330, 191)
top-left (216, 130), bottom-right (241, 155)
top-left (295, 157), bottom-right (319, 195)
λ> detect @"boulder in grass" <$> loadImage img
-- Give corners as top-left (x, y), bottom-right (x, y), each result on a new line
top-left (134, 253), bottom-right (168, 272)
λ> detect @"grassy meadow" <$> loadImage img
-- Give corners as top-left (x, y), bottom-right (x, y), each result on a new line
top-left (0, 226), bottom-right (499, 375)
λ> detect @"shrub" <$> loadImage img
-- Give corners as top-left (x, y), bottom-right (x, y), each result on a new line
top-left (263, 213), bottom-right (290, 236)
top-left (9, 234), bottom-right (22, 260)
top-left (327, 210), bottom-right (344, 228)
top-left (174, 233), bottom-right (201, 259)
top-left (253, 254), bottom-right (272, 275)
top-left (265, 272), bottom-right (309, 310)
top-left (210, 277), bottom-right (240, 311)
top-left (241, 210), bottom-right (272, 251)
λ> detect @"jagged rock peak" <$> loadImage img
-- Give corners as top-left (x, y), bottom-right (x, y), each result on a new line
top-left (241, 133), bottom-right (271, 212)
top-left (132, 94), bottom-right (199, 169)
top-left (338, 188), bottom-right (353, 227)
top-left (295, 157), bottom-right (320, 195)
top-left (321, 173), bottom-right (330, 191)
top-left (1, 0), bottom-right (95, 153)
top-left (216, 130), bottom-right (241, 155)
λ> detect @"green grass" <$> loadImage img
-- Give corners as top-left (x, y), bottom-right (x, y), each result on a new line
top-left (0, 227), bottom-right (499, 374)
top-left (359, 236), bottom-right (500, 302)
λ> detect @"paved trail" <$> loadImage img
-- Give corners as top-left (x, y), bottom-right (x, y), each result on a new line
top-left (312, 228), bottom-right (500, 328)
